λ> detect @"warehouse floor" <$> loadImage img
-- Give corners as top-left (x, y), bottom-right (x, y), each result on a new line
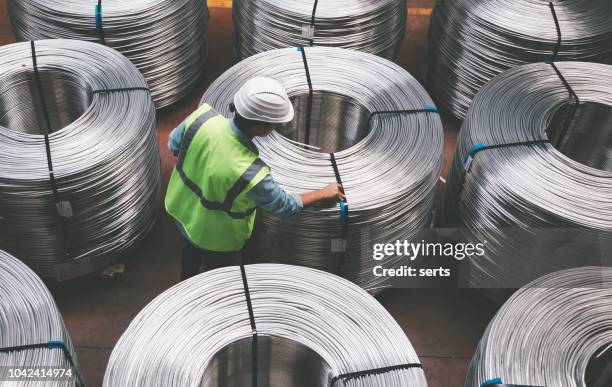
top-left (0, 1), bottom-right (498, 386)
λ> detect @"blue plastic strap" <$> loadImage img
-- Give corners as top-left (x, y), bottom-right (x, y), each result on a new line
top-left (481, 378), bottom-right (545, 387)
top-left (482, 378), bottom-right (503, 386)
top-left (338, 201), bottom-right (348, 221)
top-left (95, 4), bottom-right (101, 31)
top-left (95, 1), bottom-right (106, 44)
top-left (463, 139), bottom-right (551, 172)
top-left (47, 340), bottom-right (66, 349)
top-left (464, 142), bottom-right (487, 171)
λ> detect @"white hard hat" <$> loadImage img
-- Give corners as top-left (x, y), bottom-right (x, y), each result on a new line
top-left (233, 77), bottom-right (295, 123)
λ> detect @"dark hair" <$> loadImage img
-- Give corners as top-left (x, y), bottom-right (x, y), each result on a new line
top-left (229, 102), bottom-right (267, 129)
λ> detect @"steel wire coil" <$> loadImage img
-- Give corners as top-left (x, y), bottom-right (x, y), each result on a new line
top-left (0, 250), bottom-right (80, 387)
top-left (465, 266), bottom-right (612, 387)
top-left (201, 47), bottom-right (444, 292)
top-left (427, 0), bottom-right (612, 119)
top-left (103, 264), bottom-right (427, 387)
top-left (233, 0), bottom-right (406, 61)
top-left (9, 0), bottom-right (209, 109)
top-left (445, 61), bottom-right (612, 290)
top-left (0, 39), bottom-right (160, 280)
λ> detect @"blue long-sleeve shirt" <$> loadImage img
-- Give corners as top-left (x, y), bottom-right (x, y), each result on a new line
top-left (168, 118), bottom-right (303, 217)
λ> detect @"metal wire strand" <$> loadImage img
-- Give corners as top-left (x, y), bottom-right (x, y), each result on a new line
top-left (201, 47), bottom-right (444, 292)
top-left (445, 61), bottom-right (612, 290)
top-left (103, 264), bottom-right (428, 387)
top-left (0, 39), bottom-right (161, 280)
top-left (0, 250), bottom-right (80, 387)
top-left (427, 0), bottom-right (612, 119)
top-left (8, 0), bottom-right (209, 109)
top-left (233, 0), bottom-right (406, 61)
top-left (465, 266), bottom-right (612, 387)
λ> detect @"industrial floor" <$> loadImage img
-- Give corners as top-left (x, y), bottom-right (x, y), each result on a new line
top-left (0, 1), bottom-right (499, 386)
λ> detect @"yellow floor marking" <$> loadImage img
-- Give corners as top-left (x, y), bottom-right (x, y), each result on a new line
top-left (409, 8), bottom-right (433, 16)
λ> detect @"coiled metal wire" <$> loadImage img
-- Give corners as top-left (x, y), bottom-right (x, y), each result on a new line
top-left (0, 40), bottom-right (160, 280)
top-left (9, 0), bottom-right (209, 109)
top-left (233, 0), bottom-right (406, 61)
top-left (427, 0), bottom-right (612, 119)
top-left (465, 266), bottom-right (612, 387)
top-left (103, 264), bottom-right (427, 386)
top-left (201, 47), bottom-right (444, 292)
top-left (0, 250), bottom-right (80, 387)
top-left (445, 61), bottom-right (612, 290)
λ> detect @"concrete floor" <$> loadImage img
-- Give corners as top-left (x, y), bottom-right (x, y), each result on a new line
top-left (0, 1), bottom-right (498, 386)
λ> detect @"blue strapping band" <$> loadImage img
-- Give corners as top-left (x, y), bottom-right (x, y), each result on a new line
top-left (47, 340), bottom-right (65, 349)
top-left (339, 201), bottom-right (348, 221)
top-left (297, 46), bottom-right (303, 52)
top-left (482, 378), bottom-right (503, 386)
top-left (95, 4), bottom-right (102, 32)
top-left (465, 142), bottom-right (487, 163)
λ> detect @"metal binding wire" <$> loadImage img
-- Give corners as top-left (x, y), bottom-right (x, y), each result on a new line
top-left (233, 0), bottom-right (407, 61)
top-left (427, 0), bottom-right (612, 119)
top-left (465, 266), bottom-right (612, 387)
top-left (445, 61), bottom-right (612, 291)
top-left (8, 0), bottom-right (209, 109)
top-left (0, 40), bottom-right (161, 280)
top-left (103, 264), bottom-right (427, 386)
top-left (201, 47), bottom-right (444, 292)
top-left (0, 250), bottom-right (82, 386)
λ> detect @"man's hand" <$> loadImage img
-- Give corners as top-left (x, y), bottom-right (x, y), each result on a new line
top-left (300, 182), bottom-right (346, 208)
top-left (320, 182), bottom-right (346, 202)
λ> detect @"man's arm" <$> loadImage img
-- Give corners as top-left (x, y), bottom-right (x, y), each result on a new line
top-left (248, 176), bottom-right (344, 217)
top-left (300, 183), bottom-right (345, 207)
top-left (168, 121), bottom-right (186, 156)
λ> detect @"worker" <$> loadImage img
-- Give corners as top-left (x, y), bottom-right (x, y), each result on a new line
top-left (165, 77), bottom-right (345, 280)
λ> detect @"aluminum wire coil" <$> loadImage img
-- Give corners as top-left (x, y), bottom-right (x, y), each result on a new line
top-left (0, 250), bottom-right (79, 387)
top-left (0, 39), bottom-right (161, 280)
top-left (9, 0), bottom-right (209, 109)
top-left (445, 61), bottom-right (612, 290)
top-left (464, 266), bottom-right (612, 387)
top-left (200, 47), bottom-right (444, 292)
top-left (103, 264), bottom-right (427, 387)
top-left (233, 0), bottom-right (406, 61)
top-left (427, 0), bottom-right (612, 119)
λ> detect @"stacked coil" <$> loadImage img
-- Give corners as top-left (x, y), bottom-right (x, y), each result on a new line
top-left (427, 0), bottom-right (612, 119)
top-left (0, 40), bottom-right (160, 280)
top-left (0, 250), bottom-right (82, 386)
top-left (103, 264), bottom-right (427, 386)
top-left (9, 0), bottom-right (209, 109)
top-left (445, 61), bottom-right (612, 290)
top-left (233, 0), bottom-right (406, 61)
top-left (465, 266), bottom-right (612, 387)
top-left (201, 47), bottom-right (444, 291)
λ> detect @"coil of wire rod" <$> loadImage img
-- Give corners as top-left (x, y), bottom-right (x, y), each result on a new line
top-left (445, 61), bottom-right (612, 290)
top-left (233, 0), bottom-right (406, 61)
top-left (200, 47), bottom-right (444, 292)
top-left (0, 250), bottom-right (83, 386)
top-left (103, 264), bottom-right (427, 386)
top-left (9, 0), bottom-right (209, 109)
top-left (465, 266), bottom-right (612, 387)
top-left (427, 0), bottom-right (612, 119)
top-left (0, 39), bottom-right (160, 281)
